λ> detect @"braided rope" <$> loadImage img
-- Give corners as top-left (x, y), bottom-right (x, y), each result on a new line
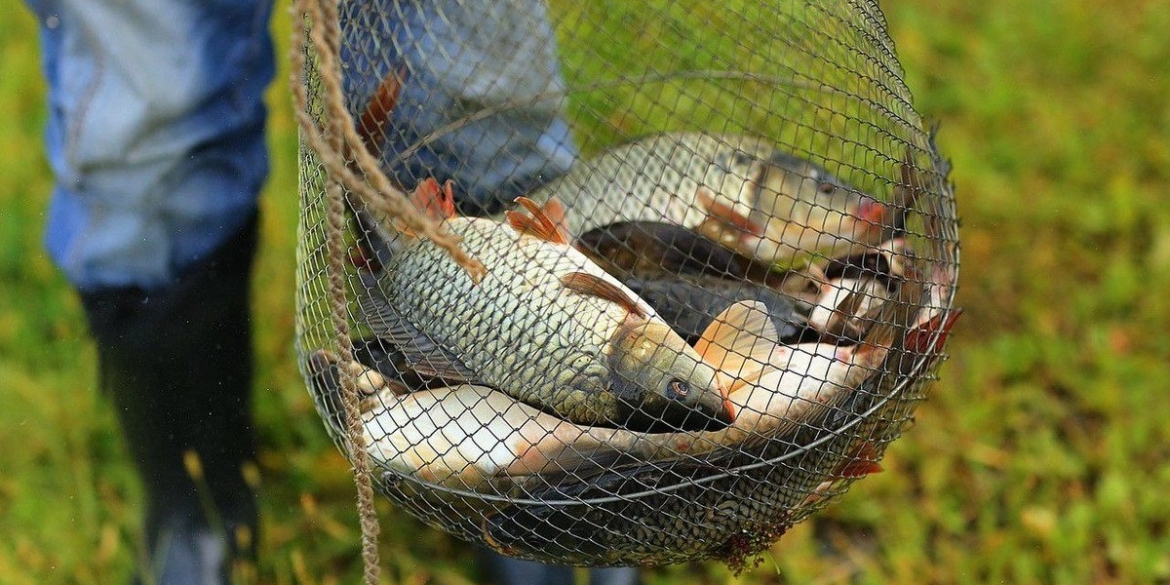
top-left (287, 0), bottom-right (443, 581)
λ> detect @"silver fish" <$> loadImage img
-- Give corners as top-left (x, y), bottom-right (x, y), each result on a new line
top-left (808, 238), bottom-right (908, 339)
top-left (480, 304), bottom-right (961, 566)
top-left (310, 298), bottom-right (884, 493)
top-left (517, 132), bottom-right (891, 268)
top-left (357, 189), bottom-right (734, 432)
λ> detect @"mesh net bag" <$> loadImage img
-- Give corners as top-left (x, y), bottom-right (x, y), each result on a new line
top-left (294, 0), bottom-right (960, 568)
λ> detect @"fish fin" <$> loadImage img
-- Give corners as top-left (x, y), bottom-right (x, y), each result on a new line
top-left (305, 349), bottom-right (395, 438)
top-left (351, 202), bottom-right (405, 266)
top-left (509, 196), bottom-right (571, 245)
top-left (832, 441), bottom-right (884, 479)
top-left (353, 273), bottom-right (478, 382)
top-left (856, 196), bottom-right (890, 225)
top-left (349, 244), bottom-right (381, 272)
top-left (694, 300), bottom-right (778, 378)
top-left (541, 197), bottom-right (571, 240)
top-left (906, 309), bottom-right (962, 355)
top-left (356, 66), bottom-right (407, 156)
top-left (409, 178), bottom-right (457, 220)
top-left (856, 273), bottom-right (926, 351)
top-left (504, 210), bottom-right (539, 240)
top-left (560, 272), bottom-right (648, 318)
top-left (697, 187), bottom-right (764, 237)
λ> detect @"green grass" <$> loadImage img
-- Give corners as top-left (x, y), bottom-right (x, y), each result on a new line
top-left (3, 1), bottom-right (1169, 584)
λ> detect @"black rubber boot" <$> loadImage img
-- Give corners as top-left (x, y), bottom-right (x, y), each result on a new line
top-left (477, 549), bottom-right (641, 585)
top-left (81, 217), bottom-right (260, 585)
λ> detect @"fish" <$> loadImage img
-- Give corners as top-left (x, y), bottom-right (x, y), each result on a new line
top-left (623, 275), bottom-right (804, 345)
top-left (515, 132), bottom-right (892, 269)
top-left (319, 378), bottom-right (628, 492)
top-left (305, 349), bottom-right (624, 496)
top-left (308, 297), bottom-right (886, 494)
top-left (574, 220), bottom-right (785, 287)
top-left (574, 220), bottom-right (816, 343)
top-left (348, 336), bottom-right (465, 393)
top-left (512, 298), bottom-right (890, 465)
top-left (357, 188), bottom-right (734, 432)
top-left (305, 348), bottom-right (400, 448)
top-left (808, 238), bottom-right (909, 340)
top-left (480, 305), bottom-right (961, 566)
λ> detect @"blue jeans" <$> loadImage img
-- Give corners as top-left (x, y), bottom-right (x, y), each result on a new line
top-left (27, 0), bottom-right (577, 290)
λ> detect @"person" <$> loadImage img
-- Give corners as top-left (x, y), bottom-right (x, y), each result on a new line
top-left (23, 0), bottom-right (638, 584)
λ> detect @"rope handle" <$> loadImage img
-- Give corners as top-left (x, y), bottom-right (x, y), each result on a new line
top-left (286, 0), bottom-right (487, 581)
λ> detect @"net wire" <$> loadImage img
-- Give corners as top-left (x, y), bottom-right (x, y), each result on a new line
top-left (295, 0), bottom-right (960, 568)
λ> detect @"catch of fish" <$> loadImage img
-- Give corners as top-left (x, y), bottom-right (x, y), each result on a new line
top-left (309, 85), bottom-right (959, 563)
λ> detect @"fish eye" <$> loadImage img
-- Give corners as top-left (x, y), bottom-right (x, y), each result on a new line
top-left (668, 380), bottom-right (690, 400)
top-left (818, 182), bottom-right (836, 194)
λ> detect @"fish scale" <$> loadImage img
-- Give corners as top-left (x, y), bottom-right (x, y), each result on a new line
top-left (381, 218), bottom-right (625, 422)
top-left (365, 215), bottom-right (732, 430)
top-left (521, 133), bottom-right (779, 236)
top-left (513, 131), bottom-right (888, 270)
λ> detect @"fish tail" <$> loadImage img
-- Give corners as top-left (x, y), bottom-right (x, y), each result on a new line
top-left (831, 440), bottom-right (885, 479)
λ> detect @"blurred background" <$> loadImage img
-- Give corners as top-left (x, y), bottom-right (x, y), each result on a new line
top-left (1, 1), bottom-right (1167, 584)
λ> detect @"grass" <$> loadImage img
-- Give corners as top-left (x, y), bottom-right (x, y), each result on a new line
top-left (2, 0), bottom-right (1169, 583)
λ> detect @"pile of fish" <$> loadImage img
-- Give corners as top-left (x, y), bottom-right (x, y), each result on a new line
top-left (307, 115), bottom-right (959, 562)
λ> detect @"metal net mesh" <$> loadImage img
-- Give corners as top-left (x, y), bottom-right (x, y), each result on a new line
top-left (295, 0), bottom-right (959, 568)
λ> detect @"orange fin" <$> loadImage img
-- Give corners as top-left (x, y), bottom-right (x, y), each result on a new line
top-left (698, 188), bottom-right (764, 236)
top-left (834, 459), bottom-right (884, 479)
top-left (695, 300), bottom-right (778, 379)
top-left (560, 272), bottom-right (647, 318)
top-left (906, 309), bottom-right (962, 355)
top-left (409, 178), bottom-right (457, 220)
top-left (508, 196), bottom-right (571, 245)
top-left (832, 441), bottom-right (884, 479)
top-left (542, 197), bottom-right (569, 233)
top-left (856, 196), bottom-right (890, 224)
top-left (357, 66), bottom-right (407, 156)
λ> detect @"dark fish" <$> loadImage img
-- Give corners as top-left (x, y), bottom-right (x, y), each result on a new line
top-left (624, 274), bottom-right (803, 345)
top-left (575, 221), bottom-right (785, 287)
top-left (575, 220), bottom-right (816, 341)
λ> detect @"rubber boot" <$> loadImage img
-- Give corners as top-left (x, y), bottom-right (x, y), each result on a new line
top-left (477, 549), bottom-right (641, 585)
top-left (81, 217), bottom-right (260, 585)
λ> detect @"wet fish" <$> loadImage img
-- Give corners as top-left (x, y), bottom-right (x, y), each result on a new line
top-left (480, 288), bottom-right (960, 566)
top-left (575, 220), bottom-right (785, 287)
top-left (357, 188), bottom-right (734, 432)
top-left (309, 298), bottom-right (883, 494)
top-left (516, 132), bottom-right (892, 268)
top-left (305, 349), bottom-right (623, 497)
top-left (354, 383), bottom-right (629, 491)
top-left (504, 299), bottom-right (890, 466)
top-left (808, 238), bottom-right (909, 340)
top-left (623, 275), bottom-right (803, 345)
top-left (574, 220), bottom-right (815, 344)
